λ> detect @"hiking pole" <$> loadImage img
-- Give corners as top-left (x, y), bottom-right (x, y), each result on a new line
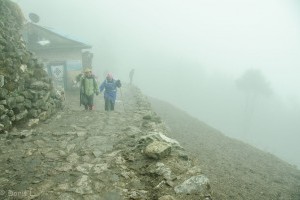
top-left (119, 87), bottom-right (126, 112)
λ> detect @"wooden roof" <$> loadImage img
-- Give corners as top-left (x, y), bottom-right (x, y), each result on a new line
top-left (22, 23), bottom-right (92, 51)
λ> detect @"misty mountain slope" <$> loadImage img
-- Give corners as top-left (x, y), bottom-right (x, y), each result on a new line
top-left (149, 97), bottom-right (300, 200)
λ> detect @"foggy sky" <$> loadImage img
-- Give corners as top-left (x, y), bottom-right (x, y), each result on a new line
top-left (13, 0), bottom-right (300, 167)
top-left (14, 0), bottom-right (300, 98)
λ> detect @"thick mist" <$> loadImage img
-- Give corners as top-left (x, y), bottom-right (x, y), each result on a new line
top-left (14, 0), bottom-right (300, 167)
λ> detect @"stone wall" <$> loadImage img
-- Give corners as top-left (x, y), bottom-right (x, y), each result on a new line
top-left (0, 0), bottom-right (63, 132)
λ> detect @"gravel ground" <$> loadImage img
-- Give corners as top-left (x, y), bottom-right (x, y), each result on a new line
top-left (149, 97), bottom-right (300, 200)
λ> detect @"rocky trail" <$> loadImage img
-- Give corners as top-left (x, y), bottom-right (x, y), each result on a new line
top-left (2, 1), bottom-right (299, 199)
top-left (0, 85), bottom-right (211, 200)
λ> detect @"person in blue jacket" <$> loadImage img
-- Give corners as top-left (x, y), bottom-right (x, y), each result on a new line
top-left (99, 73), bottom-right (121, 111)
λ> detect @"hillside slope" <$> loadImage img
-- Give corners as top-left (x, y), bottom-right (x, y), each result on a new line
top-left (149, 97), bottom-right (300, 200)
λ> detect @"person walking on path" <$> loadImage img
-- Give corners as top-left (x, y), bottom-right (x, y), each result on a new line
top-left (129, 69), bottom-right (135, 85)
top-left (99, 73), bottom-right (121, 111)
top-left (80, 68), bottom-right (99, 110)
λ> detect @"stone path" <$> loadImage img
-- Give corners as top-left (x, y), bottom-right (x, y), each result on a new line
top-left (0, 85), bottom-right (212, 200)
top-left (0, 85), bottom-right (140, 199)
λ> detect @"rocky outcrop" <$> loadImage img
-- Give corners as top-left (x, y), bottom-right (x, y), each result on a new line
top-left (116, 89), bottom-right (212, 199)
top-left (0, 0), bottom-right (63, 132)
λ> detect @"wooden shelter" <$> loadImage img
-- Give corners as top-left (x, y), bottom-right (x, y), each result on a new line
top-left (22, 23), bottom-right (93, 90)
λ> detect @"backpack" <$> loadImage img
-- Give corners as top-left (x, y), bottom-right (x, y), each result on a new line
top-left (116, 80), bottom-right (121, 88)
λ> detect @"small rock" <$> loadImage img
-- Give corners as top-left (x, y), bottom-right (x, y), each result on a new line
top-left (158, 195), bottom-right (176, 200)
top-left (155, 162), bottom-right (172, 180)
top-left (121, 171), bottom-right (130, 179)
top-left (93, 163), bottom-right (109, 174)
top-left (39, 111), bottom-right (48, 121)
top-left (28, 118), bottom-right (39, 127)
top-left (77, 131), bottom-right (87, 137)
top-left (66, 144), bottom-right (76, 152)
top-left (76, 163), bottom-right (93, 174)
top-left (174, 175), bottom-right (210, 195)
top-left (92, 150), bottom-right (102, 158)
top-left (66, 153), bottom-right (80, 163)
top-left (115, 156), bottom-right (126, 165)
top-left (187, 166), bottom-right (202, 175)
top-left (166, 180), bottom-right (175, 187)
top-left (144, 141), bottom-right (171, 159)
top-left (74, 175), bottom-right (93, 194)
top-left (55, 163), bottom-right (73, 172)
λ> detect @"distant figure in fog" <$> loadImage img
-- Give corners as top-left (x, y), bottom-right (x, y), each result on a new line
top-left (99, 73), bottom-right (121, 111)
top-left (80, 68), bottom-right (99, 110)
top-left (129, 69), bottom-right (135, 85)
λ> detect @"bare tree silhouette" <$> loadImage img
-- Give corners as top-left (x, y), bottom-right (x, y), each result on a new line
top-left (236, 69), bottom-right (273, 137)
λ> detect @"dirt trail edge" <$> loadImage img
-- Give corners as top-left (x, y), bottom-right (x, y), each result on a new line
top-left (0, 85), bottom-right (212, 200)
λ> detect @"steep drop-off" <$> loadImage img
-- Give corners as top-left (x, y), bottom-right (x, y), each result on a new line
top-left (149, 97), bottom-right (300, 200)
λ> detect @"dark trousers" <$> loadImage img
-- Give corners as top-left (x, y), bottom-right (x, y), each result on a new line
top-left (84, 94), bottom-right (94, 110)
top-left (105, 98), bottom-right (115, 111)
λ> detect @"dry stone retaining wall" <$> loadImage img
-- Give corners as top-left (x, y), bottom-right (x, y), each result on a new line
top-left (0, 0), bottom-right (63, 132)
